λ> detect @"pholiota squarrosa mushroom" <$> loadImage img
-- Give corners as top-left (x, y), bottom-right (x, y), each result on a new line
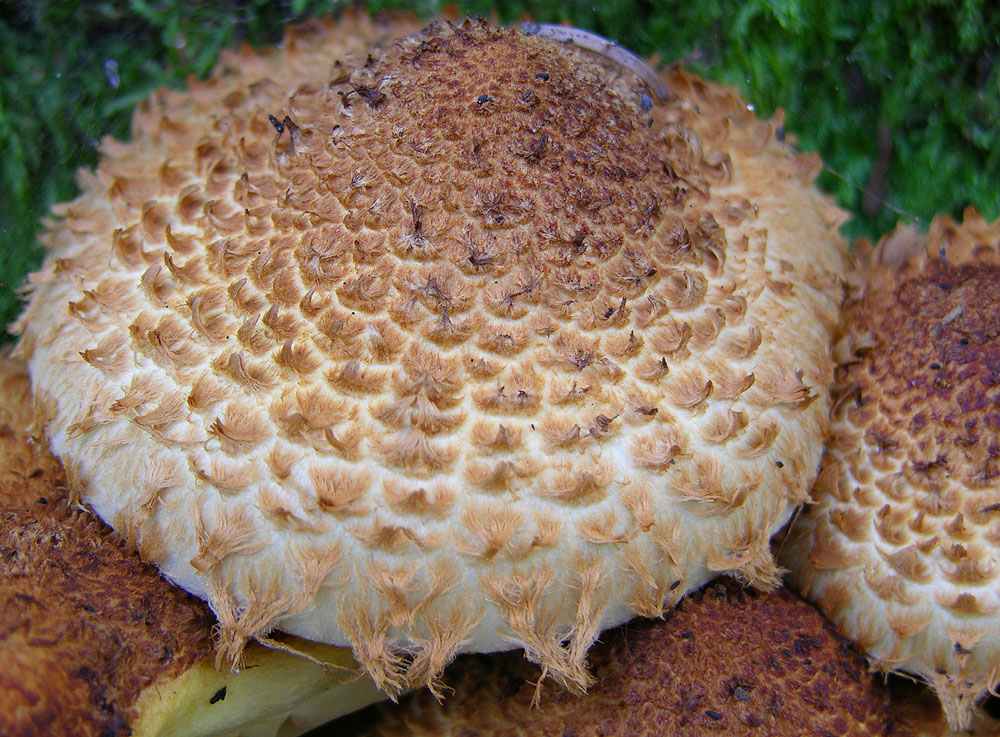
top-left (11, 9), bottom-right (849, 730)
top-left (782, 208), bottom-right (1000, 734)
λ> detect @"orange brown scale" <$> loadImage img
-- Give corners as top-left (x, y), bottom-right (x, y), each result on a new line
top-left (15, 18), bottom-right (846, 695)
top-left (782, 209), bottom-right (1000, 733)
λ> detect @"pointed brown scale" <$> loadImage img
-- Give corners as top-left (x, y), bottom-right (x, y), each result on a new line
top-left (186, 287), bottom-right (235, 342)
top-left (382, 480), bottom-right (456, 518)
top-left (79, 332), bottom-right (131, 377)
top-left (271, 387), bottom-right (354, 440)
top-left (750, 365), bottom-right (815, 409)
top-left (538, 415), bottom-right (587, 450)
top-left (464, 457), bottom-right (540, 493)
top-left (131, 391), bottom-right (188, 430)
top-left (421, 307), bottom-right (475, 347)
top-left (140, 200), bottom-right (171, 245)
top-left (207, 239), bottom-right (260, 282)
top-left (468, 420), bottom-right (522, 453)
top-left (394, 345), bottom-right (465, 406)
top-left (17, 18), bottom-right (847, 703)
top-left (630, 426), bottom-right (684, 469)
top-left (658, 268), bottom-right (708, 311)
top-left (537, 456), bottom-right (614, 505)
top-left (185, 371), bottom-right (229, 411)
top-left (337, 265), bottom-right (396, 314)
top-left (65, 380), bottom-right (119, 438)
top-left (313, 307), bottom-right (366, 360)
top-left (215, 350), bottom-right (276, 391)
top-left (138, 263), bottom-right (177, 307)
top-left (258, 484), bottom-right (325, 533)
top-left (348, 516), bottom-right (441, 555)
top-left (274, 338), bottom-right (321, 376)
top-left (159, 157), bottom-right (191, 191)
top-left (259, 442), bottom-right (300, 484)
top-left (109, 175), bottom-right (158, 211)
top-left (668, 458), bottom-right (759, 516)
top-left (377, 430), bottom-right (458, 477)
top-left (689, 306), bottom-right (727, 350)
top-left (190, 503), bottom-right (266, 573)
top-left (706, 361), bottom-right (755, 400)
top-left (208, 400), bottom-right (273, 453)
top-left (325, 359), bottom-right (387, 396)
top-left (577, 508), bottom-right (630, 545)
top-left (145, 313), bottom-right (207, 369)
top-left (110, 224), bottom-right (148, 269)
top-left (189, 451), bottom-right (260, 494)
top-left (475, 317), bottom-right (532, 357)
top-left (175, 184), bottom-right (207, 226)
top-left (699, 407), bottom-right (747, 444)
top-left (226, 276), bottom-right (267, 315)
top-left (373, 393), bottom-right (462, 435)
top-left (646, 318), bottom-right (693, 357)
top-left (82, 277), bottom-right (143, 313)
top-left (163, 250), bottom-right (209, 287)
top-left (366, 318), bottom-right (409, 364)
top-left (720, 324), bottom-right (763, 360)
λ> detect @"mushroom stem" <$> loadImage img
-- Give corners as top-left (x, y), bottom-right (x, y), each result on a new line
top-left (130, 641), bottom-right (386, 737)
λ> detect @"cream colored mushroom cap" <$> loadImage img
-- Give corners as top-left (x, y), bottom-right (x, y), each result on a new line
top-left (781, 208), bottom-right (1000, 733)
top-left (15, 16), bottom-right (846, 695)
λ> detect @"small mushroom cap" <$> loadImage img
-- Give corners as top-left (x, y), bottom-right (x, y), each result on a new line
top-left (333, 579), bottom-right (944, 737)
top-left (15, 16), bottom-right (847, 694)
top-left (782, 208), bottom-right (1000, 732)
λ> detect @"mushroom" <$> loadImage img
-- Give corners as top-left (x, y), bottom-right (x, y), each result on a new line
top-left (781, 208), bottom-right (1000, 733)
top-left (13, 15), bottom-right (847, 700)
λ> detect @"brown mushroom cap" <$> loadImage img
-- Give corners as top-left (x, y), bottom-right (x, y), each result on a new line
top-left (330, 579), bottom-right (947, 737)
top-left (781, 208), bottom-right (1000, 732)
top-left (15, 16), bottom-right (847, 695)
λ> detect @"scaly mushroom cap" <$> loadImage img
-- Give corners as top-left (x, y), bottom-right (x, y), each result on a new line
top-left (782, 208), bottom-right (1000, 732)
top-left (15, 17), bottom-right (847, 695)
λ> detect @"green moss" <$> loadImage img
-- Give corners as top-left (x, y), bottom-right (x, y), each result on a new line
top-left (2, 1), bottom-right (997, 333)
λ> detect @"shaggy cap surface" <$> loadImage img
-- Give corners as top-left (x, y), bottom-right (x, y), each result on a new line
top-left (16, 15), bottom-right (846, 694)
top-left (782, 208), bottom-right (1000, 732)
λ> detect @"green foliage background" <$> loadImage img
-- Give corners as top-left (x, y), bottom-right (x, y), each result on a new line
top-left (2, 0), bottom-right (998, 333)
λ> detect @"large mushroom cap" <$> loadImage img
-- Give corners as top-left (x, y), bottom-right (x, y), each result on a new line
top-left (782, 208), bottom-right (1000, 732)
top-left (15, 16), bottom-right (846, 695)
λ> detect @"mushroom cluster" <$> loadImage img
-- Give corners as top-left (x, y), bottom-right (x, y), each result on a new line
top-left (7, 9), bottom-right (998, 737)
